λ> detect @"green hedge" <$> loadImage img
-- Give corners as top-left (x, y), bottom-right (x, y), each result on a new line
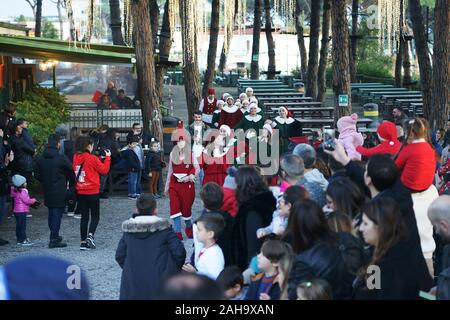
top-left (15, 86), bottom-right (70, 151)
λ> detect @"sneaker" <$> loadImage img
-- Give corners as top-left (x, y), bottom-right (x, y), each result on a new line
top-left (0, 238), bottom-right (9, 246)
top-left (67, 212), bottom-right (75, 217)
top-left (49, 240), bottom-right (67, 248)
top-left (18, 239), bottom-right (34, 246)
top-left (185, 226), bottom-right (193, 239)
top-left (128, 195), bottom-right (137, 200)
top-left (73, 214), bottom-right (82, 219)
top-left (26, 214), bottom-right (32, 218)
top-left (86, 234), bottom-right (96, 249)
top-left (176, 232), bottom-right (183, 241)
top-left (80, 242), bottom-right (90, 251)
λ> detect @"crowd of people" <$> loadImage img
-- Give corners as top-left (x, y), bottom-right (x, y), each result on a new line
top-left (1, 84), bottom-right (450, 301)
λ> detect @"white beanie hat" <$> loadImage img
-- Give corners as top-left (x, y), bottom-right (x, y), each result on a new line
top-left (12, 175), bottom-right (26, 188)
top-left (220, 124), bottom-right (231, 137)
top-left (246, 87), bottom-right (253, 93)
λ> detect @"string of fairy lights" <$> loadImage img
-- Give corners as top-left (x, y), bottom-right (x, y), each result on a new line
top-left (377, 0), bottom-right (405, 53)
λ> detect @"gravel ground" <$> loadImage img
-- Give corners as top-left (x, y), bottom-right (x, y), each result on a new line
top-left (0, 178), bottom-right (205, 300)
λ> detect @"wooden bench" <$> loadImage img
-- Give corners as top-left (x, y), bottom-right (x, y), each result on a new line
top-left (252, 88), bottom-right (296, 94)
top-left (267, 106), bottom-right (334, 118)
top-left (257, 92), bottom-right (306, 98)
top-left (258, 96), bottom-right (313, 103)
top-left (352, 85), bottom-right (394, 93)
top-left (394, 98), bottom-right (423, 107)
top-left (296, 118), bottom-right (373, 129)
top-left (264, 101), bottom-right (323, 108)
top-left (351, 82), bottom-right (383, 87)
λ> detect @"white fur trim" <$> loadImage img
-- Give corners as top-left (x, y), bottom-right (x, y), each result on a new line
top-left (182, 216), bottom-right (192, 221)
top-left (171, 212), bottom-right (183, 219)
top-left (275, 116), bottom-right (295, 124)
top-left (245, 114), bottom-right (263, 122)
top-left (121, 215), bottom-right (171, 233)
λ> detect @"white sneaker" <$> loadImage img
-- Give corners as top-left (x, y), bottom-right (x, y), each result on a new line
top-left (18, 239), bottom-right (34, 246)
top-left (67, 212), bottom-right (75, 217)
top-left (73, 214), bottom-right (82, 219)
top-left (26, 214), bottom-right (32, 218)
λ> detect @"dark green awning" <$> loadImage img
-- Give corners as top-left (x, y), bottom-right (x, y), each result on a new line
top-left (0, 35), bottom-right (134, 65)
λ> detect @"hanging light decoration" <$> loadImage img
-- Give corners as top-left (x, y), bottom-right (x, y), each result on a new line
top-left (377, 0), bottom-right (404, 53)
top-left (273, 0), bottom-right (295, 25)
top-left (84, 0), bottom-right (95, 47)
top-left (223, 0), bottom-right (235, 51)
top-left (123, 0), bottom-right (133, 46)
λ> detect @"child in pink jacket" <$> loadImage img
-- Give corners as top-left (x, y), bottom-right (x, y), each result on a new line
top-left (11, 174), bottom-right (38, 246)
top-left (337, 113), bottom-right (364, 161)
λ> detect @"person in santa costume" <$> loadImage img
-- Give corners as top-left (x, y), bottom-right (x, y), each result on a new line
top-left (270, 106), bottom-right (296, 155)
top-left (218, 94), bottom-right (243, 129)
top-left (235, 103), bottom-right (266, 133)
top-left (356, 121), bottom-right (401, 157)
top-left (198, 88), bottom-right (218, 126)
top-left (201, 125), bottom-right (235, 187)
top-left (164, 121), bottom-right (200, 240)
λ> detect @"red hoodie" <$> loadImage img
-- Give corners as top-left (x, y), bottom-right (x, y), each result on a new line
top-left (356, 121), bottom-right (401, 157)
top-left (73, 152), bottom-right (111, 195)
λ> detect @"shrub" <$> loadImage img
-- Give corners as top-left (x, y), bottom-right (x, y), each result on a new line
top-left (15, 86), bottom-right (70, 151)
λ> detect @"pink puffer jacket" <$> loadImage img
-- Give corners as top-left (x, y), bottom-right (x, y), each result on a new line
top-left (11, 188), bottom-right (37, 213)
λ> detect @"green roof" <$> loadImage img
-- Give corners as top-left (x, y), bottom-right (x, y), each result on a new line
top-left (0, 35), bottom-right (134, 65)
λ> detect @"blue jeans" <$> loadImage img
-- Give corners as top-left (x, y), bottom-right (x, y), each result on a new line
top-left (14, 213), bottom-right (27, 243)
top-left (48, 207), bottom-right (64, 241)
top-left (128, 171), bottom-right (139, 196)
top-left (0, 196), bottom-right (6, 226)
top-left (136, 170), bottom-right (142, 195)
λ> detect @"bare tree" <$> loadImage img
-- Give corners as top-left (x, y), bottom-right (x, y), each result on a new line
top-left (25, 0), bottom-right (37, 18)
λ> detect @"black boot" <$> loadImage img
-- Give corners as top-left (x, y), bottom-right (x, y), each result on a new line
top-left (49, 240), bottom-right (67, 248)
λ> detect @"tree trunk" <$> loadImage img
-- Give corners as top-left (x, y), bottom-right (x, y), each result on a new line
top-left (56, 0), bottom-right (64, 40)
top-left (295, 0), bottom-right (308, 80)
top-left (64, 0), bottom-right (76, 41)
top-left (131, 0), bottom-right (163, 144)
top-left (35, 0), bottom-right (42, 37)
top-left (150, 0), bottom-right (160, 48)
top-left (409, 0), bottom-right (433, 120)
top-left (349, 0), bottom-right (358, 82)
top-left (109, 0), bottom-right (125, 45)
top-left (331, 0), bottom-right (352, 121)
top-left (394, 0), bottom-right (405, 88)
top-left (305, 0), bottom-right (321, 98)
top-left (430, 0), bottom-right (449, 131)
top-left (155, 0), bottom-right (173, 103)
top-left (202, 0), bottom-right (221, 96)
top-left (180, 0), bottom-right (202, 121)
top-left (264, 0), bottom-right (276, 79)
top-left (250, 0), bottom-right (262, 80)
top-left (403, 40), bottom-right (413, 87)
top-left (317, 0), bottom-right (331, 102)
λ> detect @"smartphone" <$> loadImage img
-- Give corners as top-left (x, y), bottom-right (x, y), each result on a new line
top-left (322, 128), bottom-right (335, 151)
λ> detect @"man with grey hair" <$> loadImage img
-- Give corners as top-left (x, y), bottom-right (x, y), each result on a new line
top-left (293, 143), bottom-right (328, 206)
top-left (428, 195), bottom-right (450, 300)
top-left (280, 154), bottom-right (305, 187)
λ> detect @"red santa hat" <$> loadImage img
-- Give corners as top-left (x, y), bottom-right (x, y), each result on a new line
top-left (173, 120), bottom-right (189, 142)
top-left (207, 88), bottom-right (216, 95)
top-left (279, 106), bottom-right (293, 118)
top-left (377, 121), bottom-right (399, 146)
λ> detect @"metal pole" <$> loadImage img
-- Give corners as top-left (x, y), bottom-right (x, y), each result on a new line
top-left (52, 65), bottom-right (56, 89)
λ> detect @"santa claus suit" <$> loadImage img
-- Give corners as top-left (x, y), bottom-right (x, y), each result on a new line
top-left (219, 103), bottom-right (243, 129)
top-left (165, 151), bottom-right (199, 221)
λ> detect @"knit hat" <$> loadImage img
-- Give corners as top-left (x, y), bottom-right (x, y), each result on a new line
top-left (223, 166), bottom-right (237, 190)
top-left (219, 124), bottom-right (231, 137)
top-left (207, 88), bottom-right (215, 95)
top-left (1, 255), bottom-right (90, 300)
top-left (12, 175), bottom-right (26, 188)
top-left (337, 113), bottom-right (358, 133)
top-left (377, 121), bottom-right (398, 146)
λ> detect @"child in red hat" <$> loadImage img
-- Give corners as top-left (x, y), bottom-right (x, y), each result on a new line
top-left (356, 121), bottom-right (401, 157)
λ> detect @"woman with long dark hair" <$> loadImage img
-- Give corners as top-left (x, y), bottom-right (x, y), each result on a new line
top-left (324, 177), bottom-right (366, 221)
top-left (232, 166), bottom-right (276, 270)
top-left (287, 199), bottom-right (353, 300)
top-left (73, 136), bottom-right (111, 251)
top-left (353, 197), bottom-right (423, 300)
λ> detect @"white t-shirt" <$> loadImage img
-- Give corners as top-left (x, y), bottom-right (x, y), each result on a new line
top-left (193, 224), bottom-right (225, 280)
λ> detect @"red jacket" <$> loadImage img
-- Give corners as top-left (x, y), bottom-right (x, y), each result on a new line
top-left (73, 152), bottom-right (111, 195)
top-left (221, 187), bottom-right (238, 217)
top-left (356, 140), bottom-right (401, 157)
top-left (395, 142), bottom-right (436, 191)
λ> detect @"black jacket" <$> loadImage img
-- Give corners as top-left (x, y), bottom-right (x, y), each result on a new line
top-left (9, 133), bottom-right (35, 173)
top-left (232, 191), bottom-right (276, 270)
top-left (121, 149), bottom-right (141, 172)
top-left (438, 245), bottom-right (450, 300)
top-left (246, 273), bottom-right (281, 300)
top-left (0, 138), bottom-right (10, 196)
top-left (287, 239), bottom-right (353, 300)
top-left (345, 160), bottom-right (434, 291)
top-left (126, 132), bottom-right (153, 147)
top-left (353, 240), bottom-right (424, 300)
top-left (62, 139), bottom-right (75, 163)
top-left (337, 232), bottom-right (364, 277)
top-left (145, 150), bottom-right (163, 172)
top-left (34, 145), bottom-right (75, 208)
top-left (115, 215), bottom-right (186, 300)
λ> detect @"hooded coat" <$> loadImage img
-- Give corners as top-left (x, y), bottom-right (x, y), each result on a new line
top-left (34, 145), bottom-right (75, 208)
top-left (231, 191), bottom-right (276, 270)
top-left (115, 215), bottom-right (186, 300)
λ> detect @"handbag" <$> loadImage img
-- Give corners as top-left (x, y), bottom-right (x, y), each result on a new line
top-left (66, 162), bottom-right (84, 207)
